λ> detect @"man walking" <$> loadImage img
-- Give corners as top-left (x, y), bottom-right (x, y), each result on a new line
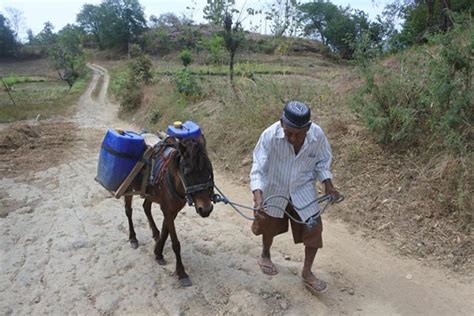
top-left (250, 101), bottom-right (340, 294)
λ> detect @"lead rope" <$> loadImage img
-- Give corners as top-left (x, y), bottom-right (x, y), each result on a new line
top-left (213, 185), bottom-right (344, 228)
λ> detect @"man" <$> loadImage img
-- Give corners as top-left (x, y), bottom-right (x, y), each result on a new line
top-left (250, 101), bottom-right (340, 295)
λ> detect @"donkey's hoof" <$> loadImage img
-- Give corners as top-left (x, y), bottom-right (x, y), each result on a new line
top-left (155, 257), bottom-right (167, 265)
top-left (129, 240), bottom-right (139, 249)
top-left (179, 277), bottom-right (192, 287)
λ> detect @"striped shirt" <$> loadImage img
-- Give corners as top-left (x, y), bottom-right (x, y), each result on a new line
top-left (250, 121), bottom-right (333, 222)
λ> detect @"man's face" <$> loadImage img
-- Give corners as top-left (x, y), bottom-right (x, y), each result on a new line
top-left (281, 121), bottom-right (309, 147)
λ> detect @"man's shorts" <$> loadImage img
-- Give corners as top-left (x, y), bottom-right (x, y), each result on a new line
top-left (251, 204), bottom-right (323, 248)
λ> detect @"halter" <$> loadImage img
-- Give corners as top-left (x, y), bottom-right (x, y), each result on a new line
top-left (166, 148), bottom-right (215, 206)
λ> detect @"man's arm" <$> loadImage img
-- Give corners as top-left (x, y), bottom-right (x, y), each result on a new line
top-left (314, 131), bottom-right (340, 199)
top-left (250, 132), bottom-right (270, 214)
top-left (322, 178), bottom-right (340, 200)
top-left (253, 189), bottom-right (264, 216)
top-left (313, 131), bottom-right (333, 182)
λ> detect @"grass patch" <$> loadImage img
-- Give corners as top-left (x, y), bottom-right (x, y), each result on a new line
top-left (0, 72), bottom-right (91, 123)
top-left (108, 62), bottom-right (129, 99)
top-left (1, 75), bottom-right (49, 86)
top-left (153, 61), bottom-right (314, 77)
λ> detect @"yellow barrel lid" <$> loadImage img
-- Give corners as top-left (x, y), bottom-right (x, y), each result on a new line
top-left (173, 121), bottom-right (183, 129)
top-left (115, 128), bottom-right (125, 135)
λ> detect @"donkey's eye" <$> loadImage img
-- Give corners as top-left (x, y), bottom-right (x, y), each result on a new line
top-left (184, 166), bottom-right (192, 176)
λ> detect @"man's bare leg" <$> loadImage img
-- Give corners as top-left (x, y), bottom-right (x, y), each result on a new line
top-left (302, 247), bottom-right (328, 293)
top-left (258, 234), bottom-right (278, 275)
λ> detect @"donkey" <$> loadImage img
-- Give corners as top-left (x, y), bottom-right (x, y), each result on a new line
top-left (124, 135), bottom-right (215, 287)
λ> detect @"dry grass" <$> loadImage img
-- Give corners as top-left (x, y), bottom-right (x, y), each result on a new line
top-left (0, 58), bottom-right (57, 77)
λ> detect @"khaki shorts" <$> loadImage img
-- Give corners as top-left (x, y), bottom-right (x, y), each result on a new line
top-left (251, 204), bottom-right (323, 248)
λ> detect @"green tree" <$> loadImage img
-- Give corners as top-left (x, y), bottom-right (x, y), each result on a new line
top-left (77, 4), bottom-right (104, 49)
top-left (26, 28), bottom-right (35, 44)
top-left (0, 14), bottom-right (16, 57)
top-left (298, 2), bottom-right (388, 59)
top-left (36, 22), bottom-right (56, 46)
top-left (77, 0), bottom-right (147, 51)
top-left (265, 0), bottom-right (301, 37)
top-left (298, 0), bottom-right (340, 45)
top-left (50, 24), bottom-right (85, 88)
top-left (5, 7), bottom-right (24, 43)
top-left (222, 12), bottom-right (244, 82)
top-left (385, 0), bottom-right (473, 47)
top-left (203, 0), bottom-right (235, 25)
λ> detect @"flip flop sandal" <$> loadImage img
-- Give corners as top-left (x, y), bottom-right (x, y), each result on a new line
top-left (303, 278), bottom-right (328, 295)
top-left (257, 258), bottom-right (279, 275)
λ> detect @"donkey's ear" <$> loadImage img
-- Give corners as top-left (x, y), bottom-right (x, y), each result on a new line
top-left (199, 134), bottom-right (207, 146)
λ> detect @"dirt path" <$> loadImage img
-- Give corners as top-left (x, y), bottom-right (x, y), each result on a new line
top-left (0, 64), bottom-right (472, 315)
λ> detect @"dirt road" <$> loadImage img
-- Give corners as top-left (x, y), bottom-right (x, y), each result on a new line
top-left (0, 64), bottom-right (472, 315)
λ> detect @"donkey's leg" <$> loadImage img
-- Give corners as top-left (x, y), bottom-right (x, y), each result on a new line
top-left (143, 199), bottom-right (160, 241)
top-left (125, 195), bottom-right (139, 249)
top-left (154, 221), bottom-right (169, 265)
top-left (165, 216), bottom-right (191, 287)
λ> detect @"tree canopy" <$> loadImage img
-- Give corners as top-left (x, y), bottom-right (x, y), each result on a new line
top-left (0, 14), bottom-right (16, 57)
top-left (50, 24), bottom-right (85, 87)
top-left (77, 0), bottom-right (147, 50)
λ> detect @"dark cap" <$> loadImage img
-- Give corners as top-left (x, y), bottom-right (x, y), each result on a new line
top-left (281, 101), bottom-right (311, 129)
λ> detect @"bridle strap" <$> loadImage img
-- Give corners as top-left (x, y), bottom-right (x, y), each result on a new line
top-left (177, 156), bottom-right (215, 206)
top-left (183, 180), bottom-right (214, 194)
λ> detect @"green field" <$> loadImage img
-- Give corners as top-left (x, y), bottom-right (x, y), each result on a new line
top-left (0, 61), bottom-right (90, 123)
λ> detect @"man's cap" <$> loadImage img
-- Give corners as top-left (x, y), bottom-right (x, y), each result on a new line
top-left (281, 101), bottom-right (311, 129)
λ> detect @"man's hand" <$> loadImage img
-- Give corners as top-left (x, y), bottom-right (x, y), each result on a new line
top-left (323, 179), bottom-right (341, 201)
top-left (253, 189), bottom-right (264, 218)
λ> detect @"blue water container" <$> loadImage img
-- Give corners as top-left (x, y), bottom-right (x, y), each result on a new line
top-left (96, 129), bottom-right (145, 192)
top-left (167, 121), bottom-right (201, 139)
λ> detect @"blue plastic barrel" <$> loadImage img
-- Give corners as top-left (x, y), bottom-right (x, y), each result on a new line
top-left (167, 121), bottom-right (201, 139)
top-left (96, 129), bottom-right (145, 192)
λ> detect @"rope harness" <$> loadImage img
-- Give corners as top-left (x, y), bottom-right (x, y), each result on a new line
top-left (147, 135), bottom-right (343, 227)
top-left (212, 185), bottom-right (344, 228)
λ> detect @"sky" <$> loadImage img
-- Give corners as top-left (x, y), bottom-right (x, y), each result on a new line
top-left (0, 0), bottom-right (391, 40)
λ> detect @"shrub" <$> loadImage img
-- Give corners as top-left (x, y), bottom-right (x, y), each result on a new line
top-left (179, 49), bottom-right (193, 67)
top-left (120, 77), bottom-right (143, 111)
top-left (142, 28), bottom-right (172, 55)
top-left (174, 68), bottom-right (201, 97)
top-left (130, 54), bottom-right (153, 83)
top-left (128, 43), bottom-right (142, 58)
top-left (200, 34), bottom-right (226, 64)
top-left (111, 55), bottom-right (151, 112)
top-left (149, 109), bottom-right (162, 124)
top-left (426, 20), bottom-right (473, 151)
top-left (352, 19), bottom-right (473, 153)
top-left (351, 51), bottom-right (427, 147)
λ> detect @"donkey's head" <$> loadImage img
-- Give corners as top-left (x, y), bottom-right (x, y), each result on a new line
top-left (177, 136), bottom-right (215, 217)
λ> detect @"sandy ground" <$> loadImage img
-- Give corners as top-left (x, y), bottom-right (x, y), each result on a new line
top-left (0, 64), bottom-right (473, 316)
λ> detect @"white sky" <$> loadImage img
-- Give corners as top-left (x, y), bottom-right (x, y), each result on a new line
top-left (0, 0), bottom-right (391, 40)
